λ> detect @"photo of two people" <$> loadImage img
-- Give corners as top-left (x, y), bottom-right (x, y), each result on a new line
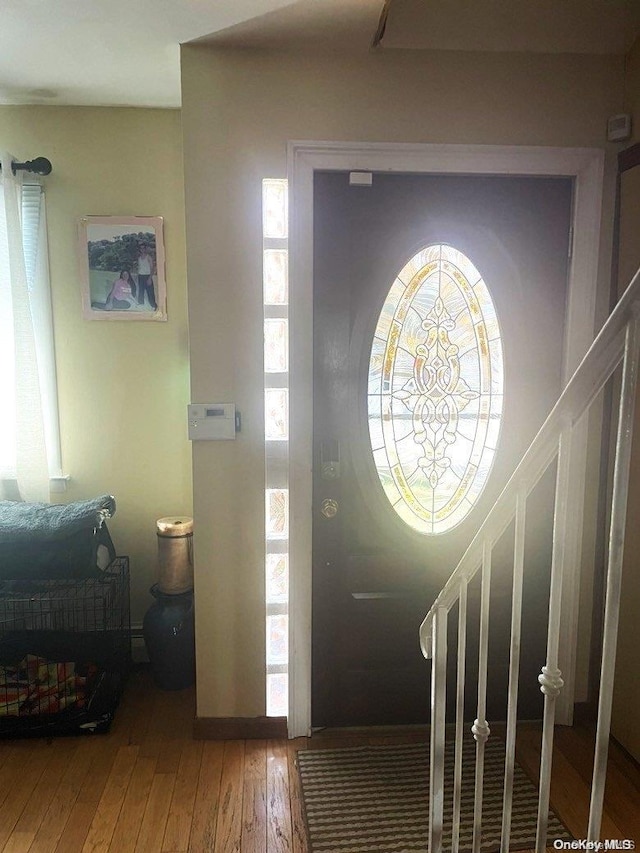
top-left (79, 216), bottom-right (167, 321)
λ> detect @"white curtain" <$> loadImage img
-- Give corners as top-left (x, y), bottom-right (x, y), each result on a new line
top-left (0, 152), bottom-right (50, 502)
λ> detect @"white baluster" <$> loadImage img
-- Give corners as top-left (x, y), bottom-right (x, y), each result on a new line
top-left (539, 667), bottom-right (564, 697)
top-left (429, 606), bottom-right (448, 853)
top-left (452, 580), bottom-right (468, 853)
top-left (500, 485), bottom-right (527, 853)
top-left (588, 315), bottom-right (640, 841)
top-left (471, 543), bottom-right (492, 853)
top-left (471, 718), bottom-right (490, 741)
top-left (535, 421), bottom-right (572, 853)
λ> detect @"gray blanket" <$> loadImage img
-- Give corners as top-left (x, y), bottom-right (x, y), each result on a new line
top-left (0, 495), bottom-right (116, 543)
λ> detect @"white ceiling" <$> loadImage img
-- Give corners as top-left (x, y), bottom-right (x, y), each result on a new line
top-left (0, 0), bottom-right (299, 108)
top-left (0, 0), bottom-right (638, 109)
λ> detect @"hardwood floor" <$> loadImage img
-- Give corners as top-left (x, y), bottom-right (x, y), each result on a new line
top-left (0, 667), bottom-right (638, 852)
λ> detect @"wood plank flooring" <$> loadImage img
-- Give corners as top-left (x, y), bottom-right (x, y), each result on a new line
top-left (0, 667), bottom-right (637, 852)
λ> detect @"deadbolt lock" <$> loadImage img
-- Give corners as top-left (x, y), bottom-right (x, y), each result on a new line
top-left (320, 440), bottom-right (341, 480)
top-left (321, 462), bottom-right (341, 480)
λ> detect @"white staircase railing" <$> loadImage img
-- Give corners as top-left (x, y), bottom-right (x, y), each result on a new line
top-left (419, 265), bottom-right (640, 853)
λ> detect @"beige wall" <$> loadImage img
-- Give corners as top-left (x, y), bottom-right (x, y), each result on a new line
top-left (612, 165), bottom-right (640, 761)
top-left (1, 106), bottom-right (192, 626)
top-left (609, 41), bottom-right (640, 759)
top-left (181, 45), bottom-right (624, 719)
top-left (611, 38), bottom-right (640, 758)
top-left (625, 36), bottom-right (640, 143)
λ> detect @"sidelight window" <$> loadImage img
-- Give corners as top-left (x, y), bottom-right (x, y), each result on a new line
top-left (263, 179), bottom-right (290, 717)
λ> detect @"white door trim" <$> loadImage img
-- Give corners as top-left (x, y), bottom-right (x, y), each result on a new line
top-left (287, 141), bottom-right (605, 737)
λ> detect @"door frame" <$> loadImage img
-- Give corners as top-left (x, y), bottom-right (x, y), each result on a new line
top-left (287, 141), bottom-right (606, 738)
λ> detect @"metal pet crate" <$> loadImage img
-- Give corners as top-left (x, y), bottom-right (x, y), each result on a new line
top-left (0, 557), bottom-right (130, 736)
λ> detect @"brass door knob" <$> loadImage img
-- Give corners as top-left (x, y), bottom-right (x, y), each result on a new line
top-left (320, 498), bottom-right (339, 519)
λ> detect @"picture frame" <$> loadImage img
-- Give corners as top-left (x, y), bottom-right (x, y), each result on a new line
top-left (78, 215), bottom-right (167, 321)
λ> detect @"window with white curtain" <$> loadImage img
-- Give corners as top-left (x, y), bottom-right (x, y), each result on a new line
top-left (0, 172), bottom-right (62, 496)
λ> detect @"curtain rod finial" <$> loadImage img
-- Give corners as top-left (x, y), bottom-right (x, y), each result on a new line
top-left (11, 157), bottom-right (52, 176)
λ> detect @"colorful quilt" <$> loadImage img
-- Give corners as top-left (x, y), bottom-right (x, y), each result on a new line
top-left (0, 654), bottom-right (96, 716)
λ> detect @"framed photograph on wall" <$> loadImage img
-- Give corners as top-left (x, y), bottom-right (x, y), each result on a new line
top-left (78, 215), bottom-right (167, 321)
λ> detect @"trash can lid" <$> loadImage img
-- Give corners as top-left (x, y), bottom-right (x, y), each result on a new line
top-left (156, 516), bottom-right (194, 537)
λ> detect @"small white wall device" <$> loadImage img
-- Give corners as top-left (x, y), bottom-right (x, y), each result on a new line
top-left (607, 114), bottom-right (632, 142)
top-left (349, 171), bottom-right (373, 186)
top-left (188, 403), bottom-right (238, 440)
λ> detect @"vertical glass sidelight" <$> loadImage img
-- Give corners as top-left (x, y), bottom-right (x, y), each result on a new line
top-left (368, 244), bottom-right (504, 535)
top-left (264, 319), bottom-right (289, 373)
top-left (265, 389), bottom-right (289, 441)
top-left (263, 179), bottom-right (289, 717)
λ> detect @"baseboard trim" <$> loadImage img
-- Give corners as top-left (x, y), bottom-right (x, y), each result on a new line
top-left (130, 623), bottom-right (149, 664)
top-left (193, 715), bottom-right (288, 740)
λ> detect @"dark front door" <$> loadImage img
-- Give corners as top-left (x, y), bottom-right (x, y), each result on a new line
top-left (312, 171), bottom-right (573, 728)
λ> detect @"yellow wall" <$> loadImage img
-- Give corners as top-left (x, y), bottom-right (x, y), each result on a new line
top-left (625, 36), bottom-right (640, 143)
top-left (1, 106), bottom-right (192, 625)
top-left (181, 45), bottom-right (624, 718)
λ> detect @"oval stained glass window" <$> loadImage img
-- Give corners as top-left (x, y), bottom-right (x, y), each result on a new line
top-left (367, 244), bottom-right (504, 535)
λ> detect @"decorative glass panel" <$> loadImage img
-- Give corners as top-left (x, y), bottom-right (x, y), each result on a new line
top-left (368, 244), bottom-right (503, 535)
top-left (264, 318), bottom-right (288, 372)
top-left (265, 388), bottom-right (288, 441)
top-left (267, 614), bottom-right (288, 665)
top-left (262, 180), bottom-right (288, 239)
top-left (266, 553), bottom-right (289, 603)
top-left (263, 177), bottom-right (289, 720)
top-left (267, 673), bottom-right (288, 717)
top-left (263, 249), bottom-right (288, 305)
top-left (266, 488), bottom-right (288, 539)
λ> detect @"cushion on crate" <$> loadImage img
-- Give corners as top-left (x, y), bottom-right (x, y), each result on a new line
top-left (0, 495), bottom-right (116, 580)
